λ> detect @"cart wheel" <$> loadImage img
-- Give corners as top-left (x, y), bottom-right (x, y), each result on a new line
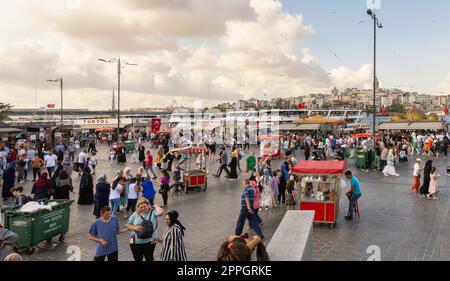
top-left (24, 247), bottom-right (35, 255)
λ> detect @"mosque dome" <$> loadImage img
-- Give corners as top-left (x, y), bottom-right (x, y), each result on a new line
top-left (426, 113), bottom-right (440, 121)
top-left (403, 108), bottom-right (426, 121)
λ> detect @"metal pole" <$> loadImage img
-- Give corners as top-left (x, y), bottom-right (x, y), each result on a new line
top-left (117, 58), bottom-right (121, 140)
top-left (372, 15), bottom-right (376, 136)
top-left (61, 77), bottom-right (63, 125)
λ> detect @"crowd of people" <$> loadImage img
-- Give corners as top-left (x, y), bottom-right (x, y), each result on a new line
top-left (1, 126), bottom-right (449, 261)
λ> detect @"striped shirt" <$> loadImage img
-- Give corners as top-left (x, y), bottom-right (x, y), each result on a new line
top-left (160, 224), bottom-right (187, 261)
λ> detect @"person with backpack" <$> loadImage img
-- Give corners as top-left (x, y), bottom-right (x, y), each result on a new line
top-left (126, 197), bottom-right (163, 261)
top-left (11, 186), bottom-right (31, 207)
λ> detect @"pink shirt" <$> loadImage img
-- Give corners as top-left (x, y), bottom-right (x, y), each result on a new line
top-left (250, 181), bottom-right (261, 209)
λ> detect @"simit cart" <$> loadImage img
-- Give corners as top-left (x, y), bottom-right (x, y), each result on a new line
top-left (293, 160), bottom-right (346, 228)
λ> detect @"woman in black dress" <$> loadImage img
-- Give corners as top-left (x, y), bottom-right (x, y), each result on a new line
top-left (78, 167), bottom-right (94, 205)
top-left (228, 150), bottom-right (239, 179)
top-left (93, 174), bottom-right (111, 218)
top-left (54, 170), bottom-right (73, 200)
top-left (420, 160), bottom-right (433, 196)
top-left (138, 143), bottom-right (146, 168)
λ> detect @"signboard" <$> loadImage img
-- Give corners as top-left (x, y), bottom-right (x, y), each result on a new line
top-left (82, 130), bottom-right (90, 133)
top-left (30, 135), bottom-right (37, 141)
top-left (196, 119), bottom-right (222, 127)
top-left (55, 132), bottom-right (62, 137)
top-left (39, 133), bottom-right (45, 139)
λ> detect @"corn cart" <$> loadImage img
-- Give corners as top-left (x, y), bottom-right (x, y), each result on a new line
top-left (165, 146), bottom-right (209, 193)
top-left (258, 134), bottom-right (284, 159)
top-left (293, 160), bottom-right (346, 229)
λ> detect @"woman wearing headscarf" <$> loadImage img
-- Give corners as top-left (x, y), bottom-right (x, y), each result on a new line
top-left (420, 160), bottom-right (433, 196)
top-left (53, 170), bottom-right (73, 200)
top-left (93, 174), bottom-right (111, 218)
top-left (2, 161), bottom-right (16, 201)
top-left (31, 172), bottom-right (51, 200)
top-left (228, 150), bottom-right (239, 179)
top-left (78, 167), bottom-right (94, 205)
top-left (382, 149), bottom-right (399, 176)
top-left (258, 169), bottom-right (273, 211)
top-left (159, 210), bottom-right (187, 261)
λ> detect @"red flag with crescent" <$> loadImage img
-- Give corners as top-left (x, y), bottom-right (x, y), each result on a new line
top-left (297, 102), bottom-right (305, 109)
top-left (444, 105), bottom-right (449, 115)
top-left (151, 118), bottom-right (161, 132)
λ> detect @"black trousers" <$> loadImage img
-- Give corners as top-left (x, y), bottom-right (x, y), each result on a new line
top-left (160, 185), bottom-right (169, 205)
top-left (216, 164), bottom-right (230, 177)
top-left (94, 251), bottom-right (118, 261)
top-left (130, 242), bottom-right (156, 261)
top-left (126, 198), bottom-right (137, 212)
top-left (33, 168), bottom-right (41, 180)
top-left (278, 181), bottom-right (286, 203)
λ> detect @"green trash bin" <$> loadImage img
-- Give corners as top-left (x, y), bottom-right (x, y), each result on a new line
top-left (355, 150), bottom-right (367, 169)
top-left (124, 141), bottom-right (135, 153)
top-left (5, 199), bottom-right (74, 254)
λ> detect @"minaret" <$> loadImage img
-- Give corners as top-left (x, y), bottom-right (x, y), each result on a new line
top-left (112, 87), bottom-right (116, 111)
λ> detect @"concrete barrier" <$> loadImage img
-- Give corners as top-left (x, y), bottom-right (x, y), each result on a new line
top-left (267, 210), bottom-right (314, 261)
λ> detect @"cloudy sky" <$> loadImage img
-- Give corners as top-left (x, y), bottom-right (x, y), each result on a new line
top-left (1, 0), bottom-right (450, 110)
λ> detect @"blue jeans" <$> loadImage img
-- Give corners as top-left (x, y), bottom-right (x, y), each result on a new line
top-left (235, 207), bottom-right (264, 238)
top-left (144, 195), bottom-right (155, 206)
top-left (348, 193), bottom-right (361, 217)
top-left (110, 198), bottom-right (121, 216)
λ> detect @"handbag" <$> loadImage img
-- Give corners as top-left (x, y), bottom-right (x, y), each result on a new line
top-left (135, 209), bottom-right (157, 239)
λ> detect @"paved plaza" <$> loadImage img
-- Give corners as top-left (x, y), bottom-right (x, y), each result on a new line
top-left (2, 143), bottom-right (450, 261)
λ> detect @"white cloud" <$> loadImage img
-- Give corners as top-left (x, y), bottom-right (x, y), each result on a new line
top-left (437, 73), bottom-right (450, 93)
top-left (0, 0), bottom-right (374, 110)
top-left (329, 64), bottom-right (373, 89)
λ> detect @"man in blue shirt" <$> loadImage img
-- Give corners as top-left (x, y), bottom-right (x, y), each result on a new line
top-left (141, 179), bottom-right (156, 205)
top-left (88, 206), bottom-right (127, 261)
top-left (344, 170), bottom-right (361, 220)
top-left (234, 179), bottom-right (264, 239)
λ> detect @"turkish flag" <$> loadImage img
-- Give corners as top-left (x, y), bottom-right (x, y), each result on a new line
top-left (47, 104), bottom-right (55, 109)
top-left (297, 102), bottom-right (305, 109)
top-left (151, 118), bottom-right (161, 132)
top-left (444, 106), bottom-right (449, 115)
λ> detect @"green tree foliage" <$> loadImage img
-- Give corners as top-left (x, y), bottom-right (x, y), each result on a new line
top-left (0, 103), bottom-right (12, 121)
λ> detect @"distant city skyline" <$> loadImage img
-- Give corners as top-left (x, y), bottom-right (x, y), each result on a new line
top-left (1, 0), bottom-right (450, 110)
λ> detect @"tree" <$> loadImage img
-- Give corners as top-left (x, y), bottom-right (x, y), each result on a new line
top-left (388, 103), bottom-right (404, 113)
top-left (0, 103), bottom-right (12, 121)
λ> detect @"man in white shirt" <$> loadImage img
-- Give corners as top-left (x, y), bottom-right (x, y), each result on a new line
top-left (44, 151), bottom-right (58, 177)
top-left (77, 149), bottom-right (87, 175)
top-left (410, 158), bottom-right (422, 193)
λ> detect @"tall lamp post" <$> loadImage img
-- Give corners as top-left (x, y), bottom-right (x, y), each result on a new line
top-left (367, 9), bottom-right (382, 135)
top-left (98, 58), bottom-right (137, 139)
top-left (47, 78), bottom-right (63, 125)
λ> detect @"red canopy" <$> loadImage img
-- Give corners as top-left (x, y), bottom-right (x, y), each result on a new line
top-left (352, 133), bottom-right (373, 138)
top-left (293, 160), bottom-right (347, 175)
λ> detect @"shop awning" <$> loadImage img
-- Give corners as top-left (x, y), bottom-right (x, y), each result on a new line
top-left (279, 123), bottom-right (321, 131)
top-left (293, 160), bottom-right (347, 175)
top-left (378, 121), bottom-right (444, 130)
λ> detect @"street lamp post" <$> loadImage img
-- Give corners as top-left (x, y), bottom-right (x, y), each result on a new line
top-left (47, 78), bottom-right (63, 125)
top-left (98, 58), bottom-right (137, 140)
top-left (367, 9), bottom-right (382, 136)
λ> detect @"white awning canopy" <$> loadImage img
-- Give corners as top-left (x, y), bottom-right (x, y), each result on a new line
top-left (378, 121), bottom-right (444, 130)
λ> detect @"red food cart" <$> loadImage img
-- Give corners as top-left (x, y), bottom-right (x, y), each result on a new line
top-left (293, 160), bottom-right (346, 228)
top-left (258, 134), bottom-right (284, 158)
top-left (166, 146), bottom-right (209, 193)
